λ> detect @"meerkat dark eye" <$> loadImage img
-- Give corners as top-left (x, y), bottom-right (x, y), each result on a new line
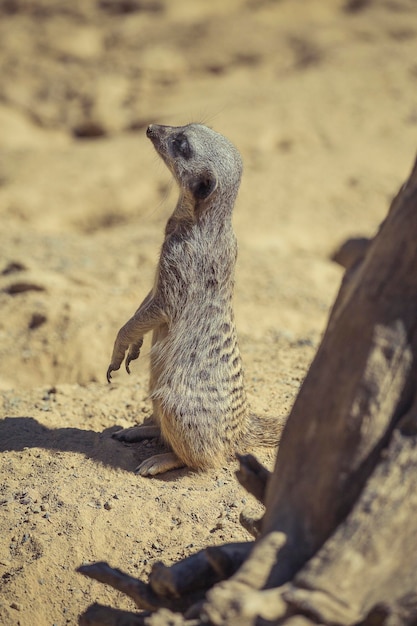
top-left (172, 134), bottom-right (191, 159)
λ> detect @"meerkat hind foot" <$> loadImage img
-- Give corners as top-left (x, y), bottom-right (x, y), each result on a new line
top-left (135, 452), bottom-right (185, 477)
top-left (112, 424), bottom-right (160, 443)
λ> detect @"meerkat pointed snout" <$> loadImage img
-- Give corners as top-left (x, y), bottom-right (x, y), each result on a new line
top-left (107, 123), bottom-right (283, 476)
top-left (146, 123), bottom-right (167, 147)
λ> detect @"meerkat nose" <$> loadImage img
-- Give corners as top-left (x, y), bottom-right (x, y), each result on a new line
top-left (146, 124), bottom-right (155, 137)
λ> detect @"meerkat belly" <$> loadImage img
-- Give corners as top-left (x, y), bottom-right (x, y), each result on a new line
top-left (149, 304), bottom-right (248, 464)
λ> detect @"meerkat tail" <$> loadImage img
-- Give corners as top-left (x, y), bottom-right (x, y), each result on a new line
top-left (245, 413), bottom-right (286, 448)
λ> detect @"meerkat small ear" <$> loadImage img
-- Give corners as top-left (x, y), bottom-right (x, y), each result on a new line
top-left (191, 175), bottom-right (218, 201)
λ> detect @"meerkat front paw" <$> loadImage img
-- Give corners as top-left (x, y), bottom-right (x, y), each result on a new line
top-left (106, 362), bottom-right (119, 383)
top-left (135, 452), bottom-right (185, 477)
top-left (106, 341), bottom-right (127, 382)
top-left (107, 337), bottom-right (144, 382)
top-left (125, 338), bottom-right (143, 374)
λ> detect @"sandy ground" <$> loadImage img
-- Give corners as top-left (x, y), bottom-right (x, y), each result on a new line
top-left (0, 0), bottom-right (417, 623)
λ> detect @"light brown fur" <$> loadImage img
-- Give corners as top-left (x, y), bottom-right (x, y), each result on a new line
top-left (107, 123), bottom-right (283, 476)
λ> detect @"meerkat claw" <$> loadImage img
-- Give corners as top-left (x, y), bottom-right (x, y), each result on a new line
top-left (106, 365), bottom-right (116, 383)
top-left (125, 339), bottom-right (143, 374)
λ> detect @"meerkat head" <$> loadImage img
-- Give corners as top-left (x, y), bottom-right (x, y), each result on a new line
top-left (146, 123), bottom-right (243, 211)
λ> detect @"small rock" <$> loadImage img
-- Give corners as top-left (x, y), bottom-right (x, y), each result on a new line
top-left (10, 602), bottom-right (22, 611)
top-left (103, 501), bottom-right (112, 511)
top-left (210, 521), bottom-right (225, 533)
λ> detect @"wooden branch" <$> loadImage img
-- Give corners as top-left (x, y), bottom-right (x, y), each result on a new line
top-left (201, 424), bottom-right (417, 626)
top-left (331, 236), bottom-right (371, 270)
top-left (204, 542), bottom-right (253, 579)
top-left (78, 544), bottom-right (253, 624)
top-left (284, 429), bottom-right (417, 625)
top-left (148, 541), bottom-right (252, 600)
top-left (201, 532), bottom-right (288, 626)
top-left (149, 551), bottom-right (218, 598)
top-left (231, 531), bottom-right (286, 590)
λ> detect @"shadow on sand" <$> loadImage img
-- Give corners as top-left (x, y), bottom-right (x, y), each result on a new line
top-left (0, 415), bottom-right (160, 473)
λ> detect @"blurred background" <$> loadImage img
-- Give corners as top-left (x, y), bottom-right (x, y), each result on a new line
top-left (0, 0), bottom-right (416, 389)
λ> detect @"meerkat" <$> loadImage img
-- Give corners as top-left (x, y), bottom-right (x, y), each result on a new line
top-left (107, 123), bottom-right (283, 476)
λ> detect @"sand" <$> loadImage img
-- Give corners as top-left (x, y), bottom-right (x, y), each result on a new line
top-left (0, 0), bottom-right (416, 623)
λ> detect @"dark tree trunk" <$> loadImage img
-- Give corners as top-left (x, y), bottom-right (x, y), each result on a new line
top-left (260, 155), bottom-right (417, 585)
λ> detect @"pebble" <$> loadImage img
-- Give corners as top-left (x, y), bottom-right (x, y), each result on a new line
top-left (210, 521), bottom-right (225, 532)
top-left (10, 602), bottom-right (22, 611)
top-left (103, 501), bottom-right (112, 511)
